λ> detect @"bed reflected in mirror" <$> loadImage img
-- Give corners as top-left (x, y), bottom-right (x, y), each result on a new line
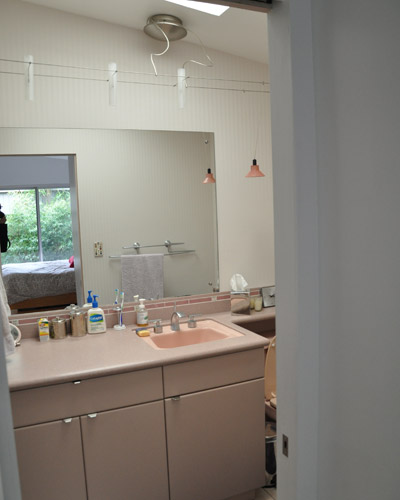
top-left (0, 154), bottom-right (81, 313)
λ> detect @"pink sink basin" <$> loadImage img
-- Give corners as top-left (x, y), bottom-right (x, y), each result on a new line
top-left (142, 319), bottom-right (243, 350)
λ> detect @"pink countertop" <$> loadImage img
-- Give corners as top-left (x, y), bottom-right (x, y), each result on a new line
top-left (6, 308), bottom-right (275, 391)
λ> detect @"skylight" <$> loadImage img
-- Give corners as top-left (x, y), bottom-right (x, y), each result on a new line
top-left (164, 0), bottom-right (230, 16)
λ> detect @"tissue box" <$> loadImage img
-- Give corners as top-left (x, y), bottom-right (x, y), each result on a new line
top-left (230, 290), bottom-right (251, 315)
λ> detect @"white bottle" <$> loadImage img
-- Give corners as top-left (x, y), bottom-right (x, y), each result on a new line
top-left (137, 298), bottom-right (148, 327)
top-left (87, 295), bottom-right (107, 334)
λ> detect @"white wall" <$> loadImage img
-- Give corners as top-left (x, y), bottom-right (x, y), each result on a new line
top-left (269, 1), bottom-right (400, 499)
top-left (0, 0), bottom-right (274, 294)
top-left (313, 1), bottom-right (400, 498)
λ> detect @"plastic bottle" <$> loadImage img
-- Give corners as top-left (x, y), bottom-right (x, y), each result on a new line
top-left (137, 298), bottom-right (148, 327)
top-left (87, 295), bottom-right (107, 334)
top-left (83, 290), bottom-right (93, 309)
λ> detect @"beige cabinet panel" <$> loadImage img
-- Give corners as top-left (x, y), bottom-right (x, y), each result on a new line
top-left (81, 401), bottom-right (169, 500)
top-left (14, 418), bottom-right (87, 500)
top-left (165, 378), bottom-right (265, 500)
top-left (11, 367), bottom-right (163, 427)
top-left (163, 348), bottom-right (264, 397)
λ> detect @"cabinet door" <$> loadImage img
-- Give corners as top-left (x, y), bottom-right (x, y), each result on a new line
top-left (14, 418), bottom-right (87, 500)
top-left (81, 400), bottom-right (169, 500)
top-left (165, 378), bottom-right (265, 500)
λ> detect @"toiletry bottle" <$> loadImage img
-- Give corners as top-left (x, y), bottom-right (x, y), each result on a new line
top-left (137, 298), bottom-right (148, 327)
top-left (83, 290), bottom-right (93, 309)
top-left (87, 295), bottom-right (107, 334)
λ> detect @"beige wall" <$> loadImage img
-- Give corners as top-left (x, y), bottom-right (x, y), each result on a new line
top-left (0, 0), bottom-right (274, 295)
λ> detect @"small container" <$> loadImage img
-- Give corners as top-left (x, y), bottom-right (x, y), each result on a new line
top-left (71, 310), bottom-right (87, 337)
top-left (52, 317), bottom-right (67, 340)
top-left (230, 290), bottom-right (251, 315)
top-left (254, 296), bottom-right (263, 312)
top-left (38, 318), bottom-right (50, 342)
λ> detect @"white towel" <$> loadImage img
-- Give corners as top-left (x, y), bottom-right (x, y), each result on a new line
top-left (0, 271), bottom-right (14, 356)
top-left (121, 254), bottom-right (164, 302)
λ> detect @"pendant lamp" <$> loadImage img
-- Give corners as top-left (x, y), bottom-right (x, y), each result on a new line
top-left (246, 159), bottom-right (265, 178)
top-left (203, 168), bottom-right (216, 184)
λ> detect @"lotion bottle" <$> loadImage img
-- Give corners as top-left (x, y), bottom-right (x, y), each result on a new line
top-left (87, 295), bottom-right (107, 334)
top-left (137, 298), bottom-right (148, 327)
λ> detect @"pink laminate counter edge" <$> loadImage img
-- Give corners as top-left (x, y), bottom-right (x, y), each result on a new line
top-left (6, 308), bottom-right (275, 392)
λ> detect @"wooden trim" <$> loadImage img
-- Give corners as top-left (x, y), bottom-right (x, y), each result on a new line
top-left (10, 292), bottom-right (77, 313)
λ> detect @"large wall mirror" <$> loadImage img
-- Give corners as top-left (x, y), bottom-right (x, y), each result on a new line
top-left (0, 128), bottom-right (218, 313)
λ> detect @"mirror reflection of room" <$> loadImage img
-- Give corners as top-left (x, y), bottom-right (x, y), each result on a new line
top-left (0, 129), bottom-right (219, 313)
top-left (0, 155), bottom-right (78, 313)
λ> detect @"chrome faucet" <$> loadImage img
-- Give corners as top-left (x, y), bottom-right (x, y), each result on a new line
top-left (170, 311), bottom-right (186, 331)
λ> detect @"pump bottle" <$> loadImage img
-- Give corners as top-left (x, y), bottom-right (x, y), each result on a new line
top-left (87, 295), bottom-right (106, 333)
top-left (137, 299), bottom-right (148, 327)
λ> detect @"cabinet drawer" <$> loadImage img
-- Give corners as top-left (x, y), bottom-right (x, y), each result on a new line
top-left (11, 367), bottom-right (163, 427)
top-left (163, 348), bottom-right (264, 397)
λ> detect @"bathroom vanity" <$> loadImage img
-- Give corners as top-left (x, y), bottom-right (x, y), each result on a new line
top-left (7, 313), bottom-right (273, 500)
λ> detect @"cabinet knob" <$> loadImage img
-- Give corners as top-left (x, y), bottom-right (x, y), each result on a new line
top-left (88, 413), bottom-right (97, 419)
top-left (171, 396), bottom-right (180, 401)
top-left (73, 380), bottom-right (81, 385)
top-left (63, 418), bottom-right (72, 424)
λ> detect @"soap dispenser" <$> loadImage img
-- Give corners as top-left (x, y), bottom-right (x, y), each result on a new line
top-left (83, 290), bottom-right (93, 309)
top-left (137, 298), bottom-right (149, 327)
top-left (87, 295), bottom-right (107, 334)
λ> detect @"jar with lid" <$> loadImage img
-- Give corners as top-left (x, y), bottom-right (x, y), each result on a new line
top-left (51, 317), bottom-right (67, 340)
top-left (71, 309), bottom-right (87, 337)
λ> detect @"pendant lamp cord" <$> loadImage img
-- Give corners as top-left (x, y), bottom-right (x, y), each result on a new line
top-left (150, 22), bottom-right (171, 76)
top-left (254, 118), bottom-right (260, 159)
top-left (183, 28), bottom-right (214, 71)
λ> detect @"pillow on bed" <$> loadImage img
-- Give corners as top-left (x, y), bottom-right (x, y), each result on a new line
top-left (69, 256), bottom-right (74, 268)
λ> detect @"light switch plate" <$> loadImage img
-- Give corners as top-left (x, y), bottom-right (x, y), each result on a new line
top-left (261, 286), bottom-right (275, 308)
top-left (94, 241), bottom-right (103, 257)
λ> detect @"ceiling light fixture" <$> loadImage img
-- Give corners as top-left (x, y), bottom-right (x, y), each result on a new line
top-left (164, 0), bottom-right (229, 16)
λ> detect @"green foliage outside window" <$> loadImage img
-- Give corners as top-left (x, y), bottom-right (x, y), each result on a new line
top-left (1, 189), bottom-right (73, 264)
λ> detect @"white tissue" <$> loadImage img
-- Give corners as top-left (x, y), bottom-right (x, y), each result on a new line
top-left (230, 274), bottom-right (249, 292)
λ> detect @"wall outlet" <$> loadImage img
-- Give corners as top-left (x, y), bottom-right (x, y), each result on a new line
top-left (94, 241), bottom-right (103, 257)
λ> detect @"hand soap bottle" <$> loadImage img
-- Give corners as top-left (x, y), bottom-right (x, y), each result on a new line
top-left (137, 298), bottom-right (148, 327)
top-left (87, 295), bottom-right (107, 334)
top-left (83, 290), bottom-right (93, 309)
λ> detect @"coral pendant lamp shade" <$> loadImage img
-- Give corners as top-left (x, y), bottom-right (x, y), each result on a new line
top-left (203, 168), bottom-right (216, 184)
top-left (246, 159), bottom-right (265, 178)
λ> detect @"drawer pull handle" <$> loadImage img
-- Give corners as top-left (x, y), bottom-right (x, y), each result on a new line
top-left (73, 380), bottom-right (81, 385)
top-left (63, 418), bottom-right (72, 424)
top-left (88, 413), bottom-right (97, 419)
top-left (171, 396), bottom-right (180, 401)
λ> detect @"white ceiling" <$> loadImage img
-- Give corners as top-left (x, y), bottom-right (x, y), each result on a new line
top-left (22, 0), bottom-right (269, 64)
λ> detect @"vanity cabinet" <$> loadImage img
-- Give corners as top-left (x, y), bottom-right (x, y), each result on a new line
top-left (165, 379), bottom-right (265, 500)
top-left (15, 417), bottom-right (87, 500)
top-left (163, 349), bottom-right (266, 500)
top-left (10, 347), bottom-right (266, 500)
top-left (80, 401), bottom-right (169, 500)
top-left (10, 367), bottom-right (168, 500)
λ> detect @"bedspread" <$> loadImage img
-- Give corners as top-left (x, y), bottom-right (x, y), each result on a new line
top-left (1, 260), bottom-right (76, 305)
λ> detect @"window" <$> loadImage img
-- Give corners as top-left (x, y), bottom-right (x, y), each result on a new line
top-left (0, 187), bottom-right (73, 264)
